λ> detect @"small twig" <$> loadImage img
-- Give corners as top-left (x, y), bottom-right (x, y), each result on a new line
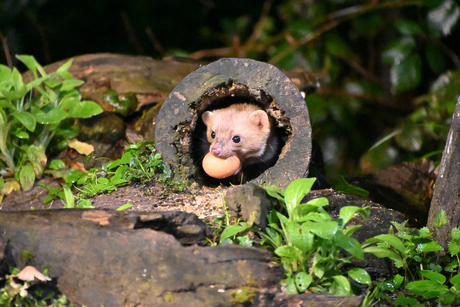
top-left (242, 0), bottom-right (274, 55)
top-left (189, 46), bottom-right (235, 60)
top-left (269, 0), bottom-right (423, 65)
top-left (0, 28), bottom-right (13, 69)
top-left (190, 0), bottom-right (273, 60)
top-left (145, 27), bottom-right (165, 57)
top-left (25, 11), bottom-right (52, 63)
top-left (338, 55), bottom-right (379, 82)
top-left (120, 10), bottom-right (145, 55)
top-left (268, 20), bottom-right (338, 65)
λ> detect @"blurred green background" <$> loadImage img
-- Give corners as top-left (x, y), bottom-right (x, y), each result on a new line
top-left (1, 0), bottom-right (459, 183)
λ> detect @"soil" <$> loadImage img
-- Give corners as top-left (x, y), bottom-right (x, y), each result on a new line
top-left (1, 176), bottom-right (226, 223)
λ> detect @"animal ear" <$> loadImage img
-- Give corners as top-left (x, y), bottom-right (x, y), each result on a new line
top-left (201, 111), bottom-right (214, 126)
top-left (249, 110), bottom-right (270, 131)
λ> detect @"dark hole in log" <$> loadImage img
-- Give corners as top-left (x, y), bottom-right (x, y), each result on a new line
top-left (190, 80), bottom-right (290, 186)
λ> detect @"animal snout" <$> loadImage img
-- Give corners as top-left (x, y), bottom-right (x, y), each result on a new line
top-left (211, 147), bottom-right (223, 156)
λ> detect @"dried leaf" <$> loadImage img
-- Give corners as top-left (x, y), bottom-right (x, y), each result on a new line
top-left (67, 139), bottom-right (95, 155)
top-left (16, 266), bottom-right (52, 282)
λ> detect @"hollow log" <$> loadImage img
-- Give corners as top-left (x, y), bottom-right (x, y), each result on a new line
top-left (155, 58), bottom-right (312, 189)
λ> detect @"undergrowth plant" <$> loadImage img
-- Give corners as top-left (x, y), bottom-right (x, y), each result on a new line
top-left (261, 178), bottom-right (371, 295)
top-left (362, 210), bottom-right (460, 306)
top-left (218, 178), bottom-right (460, 306)
top-left (220, 178), bottom-right (372, 296)
top-left (40, 141), bottom-right (184, 208)
top-left (0, 55), bottom-right (102, 198)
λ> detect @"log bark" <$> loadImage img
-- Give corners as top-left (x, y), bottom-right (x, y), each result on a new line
top-left (0, 209), bottom-right (283, 306)
top-left (427, 96), bottom-right (460, 248)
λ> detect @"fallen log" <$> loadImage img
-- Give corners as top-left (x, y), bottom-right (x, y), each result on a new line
top-left (0, 209), bottom-right (283, 306)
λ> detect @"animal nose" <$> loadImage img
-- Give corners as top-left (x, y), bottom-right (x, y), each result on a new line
top-left (211, 147), bottom-right (222, 156)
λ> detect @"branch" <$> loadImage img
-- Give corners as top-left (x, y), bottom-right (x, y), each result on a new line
top-left (0, 29), bottom-right (13, 69)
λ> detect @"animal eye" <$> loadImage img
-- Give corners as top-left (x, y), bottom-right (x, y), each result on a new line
top-left (211, 131), bottom-right (215, 139)
top-left (232, 136), bottom-right (241, 143)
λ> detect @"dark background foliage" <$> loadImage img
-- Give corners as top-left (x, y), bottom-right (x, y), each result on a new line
top-left (1, 0), bottom-right (459, 182)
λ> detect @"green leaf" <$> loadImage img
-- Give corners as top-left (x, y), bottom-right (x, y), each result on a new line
top-left (16, 55), bottom-right (39, 78)
top-left (330, 275), bottom-right (351, 296)
top-left (117, 204), bottom-right (133, 211)
top-left (394, 19), bottom-right (423, 36)
top-left (61, 98), bottom-right (103, 118)
top-left (289, 222), bottom-right (314, 253)
top-left (419, 270), bottom-right (446, 284)
top-left (0, 65), bottom-right (12, 82)
top-left (406, 280), bottom-right (449, 298)
top-left (394, 293), bottom-right (423, 307)
top-left (334, 177), bottom-right (369, 198)
top-left (450, 228), bottom-right (460, 239)
top-left (77, 199), bottom-right (95, 208)
top-left (12, 112), bottom-right (36, 131)
top-left (417, 240), bottom-right (443, 252)
top-left (295, 272), bottom-right (312, 292)
top-left (334, 232), bottom-right (364, 259)
top-left (62, 184), bottom-right (75, 208)
top-left (427, 0), bottom-right (460, 36)
top-left (284, 178), bottom-right (316, 216)
top-left (363, 246), bottom-right (402, 261)
top-left (60, 79), bottom-right (84, 91)
top-left (450, 273), bottom-right (460, 285)
top-left (284, 277), bottom-right (298, 294)
top-left (390, 53), bottom-right (422, 94)
top-left (382, 36), bottom-right (416, 64)
top-left (13, 130), bottom-right (29, 139)
top-left (48, 159), bottom-right (66, 170)
top-left (33, 107), bottom-right (68, 124)
top-left (19, 164), bottom-right (35, 191)
top-left (448, 239), bottom-right (460, 256)
top-left (1, 85), bottom-right (28, 100)
top-left (339, 206), bottom-right (367, 225)
top-left (306, 220), bottom-right (338, 240)
top-left (348, 268), bottom-right (371, 285)
top-left (343, 225), bottom-right (362, 237)
top-left (10, 68), bottom-right (24, 90)
top-left (418, 227), bottom-right (433, 238)
top-left (56, 59), bottom-right (73, 74)
top-left (275, 245), bottom-right (302, 262)
top-left (433, 209), bottom-right (447, 229)
top-left (220, 223), bottom-right (251, 242)
top-left (371, 234), bottom-right (406, 255)
top-left (304, 197), bottom-right (329, 208)
top-left (395, 123), bottom-right (423, 151)
top-left (393, 274), bottom-right (404, 289)
top-left (16, 55), bottom-right (47, 76)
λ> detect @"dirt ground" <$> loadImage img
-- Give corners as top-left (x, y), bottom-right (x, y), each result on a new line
top-left (1, 177), bottom-right (226, 223)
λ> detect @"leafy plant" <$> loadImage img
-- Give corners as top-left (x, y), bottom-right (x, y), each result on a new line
top-left (41, 141), bottom-right (184, 208)
top-left (363, 210), bottom-right (460, 306)
top-left (257, 178), bottom-right (371, 295)
top-left (0, 55), bottom-right (102, 198)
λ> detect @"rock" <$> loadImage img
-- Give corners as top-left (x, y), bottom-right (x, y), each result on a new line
top-left (225, 183), bottom-right (277, 228)
top-left (351, 159), bottom-right (436, 226)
